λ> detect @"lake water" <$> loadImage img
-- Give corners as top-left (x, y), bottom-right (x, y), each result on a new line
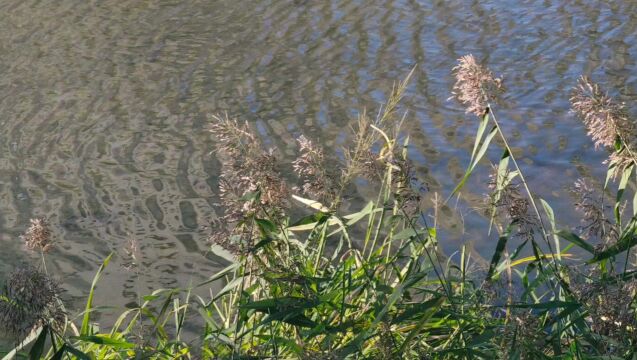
top-left (0, 0), bottom-right (636, 317)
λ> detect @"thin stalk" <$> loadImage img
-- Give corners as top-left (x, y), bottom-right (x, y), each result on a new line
top-left (367, 164), bottom-right (394, 260)
top-left (487, 105), bottom-right (554, 254)
top-left (363, 169), bottom-right (389, 255)
top-left (314, 222), bottom-right (329, 273)
top-left (231, 218), bottom-right (256, 359)
top-left (402, 208), bottom-right (453, 303)
top-left (487, 105), bottom-right (573, 305)
top-left (39, 251), bottom-right (48, 274)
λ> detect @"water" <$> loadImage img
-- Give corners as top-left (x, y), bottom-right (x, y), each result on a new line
top-left (0, 0), bottom-right (636, 318)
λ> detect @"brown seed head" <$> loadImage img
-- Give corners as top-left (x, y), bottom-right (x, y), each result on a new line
top-left (571, 77), bottom-right (637, 179)
top-left (571, 179), bottom-right (617, 245)
top-left (210, 114), bottom-right (289, 223)
top-left (21, 218), bottom-right (53, 253)
top-left (570, 77), bottom-right (633, 149)
top-left (451, 54), bottom-right (503, 117)
top-left (292, 135), bottom-right (339, 205)
top-left (487, 165), bottom-right (537, 240)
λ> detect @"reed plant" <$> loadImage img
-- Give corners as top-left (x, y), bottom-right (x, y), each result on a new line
top-left (2, 57), bottom-right (637, 359)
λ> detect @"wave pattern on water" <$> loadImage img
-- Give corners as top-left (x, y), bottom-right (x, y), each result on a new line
top-left (0, 0), bottom-right (636, 309)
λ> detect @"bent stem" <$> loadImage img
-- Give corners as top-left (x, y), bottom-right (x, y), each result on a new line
top-left (486, 104), bottom-right (570, 304)
top-left (487, 104), bottom-right (555, 254)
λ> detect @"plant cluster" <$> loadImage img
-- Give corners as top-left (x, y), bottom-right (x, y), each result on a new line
top-left (2, 57), bottom-right (637, 359)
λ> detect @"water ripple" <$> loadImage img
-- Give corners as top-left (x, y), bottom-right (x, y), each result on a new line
top-left (0, 0), bottom-right (635, 313)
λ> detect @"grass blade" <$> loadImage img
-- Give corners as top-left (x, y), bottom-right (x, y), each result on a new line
top-left (81, 253), bottom-right (113, 336)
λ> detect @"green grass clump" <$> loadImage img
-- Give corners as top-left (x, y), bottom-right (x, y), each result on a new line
top-left (2, 59), bottom-right (637, 359)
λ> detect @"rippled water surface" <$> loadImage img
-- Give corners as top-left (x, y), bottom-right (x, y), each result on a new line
top-left (1, 0), bottom-right (637, 313)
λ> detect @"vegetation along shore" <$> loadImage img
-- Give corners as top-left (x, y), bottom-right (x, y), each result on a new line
top-left (2, 56), bottom-right (637, 359)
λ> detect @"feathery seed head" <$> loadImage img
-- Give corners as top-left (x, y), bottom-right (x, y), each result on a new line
top-left (210, 114), bottom-right (289, 222)
top-left (21, 218), bottom-right (53, 253)
top-left (570, 77), bottom-right (632, 149)
top-left (571, 179), bottom-right (617, 244)
top-left (451, 55), bottom-right (503, 117)
top-left (571, 77), bottom-right (637, 179)
top-left (292, 135), bottom-right (339, 205)
top-left (486, 165), bottom-right (537, 240)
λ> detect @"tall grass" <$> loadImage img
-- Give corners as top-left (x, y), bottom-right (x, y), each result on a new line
top-left (2, 58), bottom-right (637, 359)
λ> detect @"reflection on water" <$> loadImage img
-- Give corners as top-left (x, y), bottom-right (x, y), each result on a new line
top-left (0, 0), bottom-right (636, 312)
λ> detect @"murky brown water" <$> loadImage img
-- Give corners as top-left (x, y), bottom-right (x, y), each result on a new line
top-left (1, 0), bottom-right (636, 317)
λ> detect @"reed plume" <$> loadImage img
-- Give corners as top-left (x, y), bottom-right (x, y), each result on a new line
top-left (571, 272), bottom-right (637, 346)
top-left (451, 54), bottom-right (503, 117)
top-left (292, 135), bottom-right (339, 205)
top-left (571, 179), bottom-right (617, 246)
top-left (571, 77), bottom-right (633, 149)
top-left (486, 166), bottom-right (538, 241)
top-left (343, 70), bottom-right (413, 185)
top-left (210, 114), bottom-right (289, 222)
top-left (122, 237), bottom-right (140, 270)
top-left (21, 218), bottom-right (53, 253)
top-left (208, 227), bottom-right (243, 256)
top-left (342, 111), bottom-right (382, 184)
top-left (209, 114), bottom-right (290, 256)
top-left (390, 155), bottom-right (423, 216)
top-left (571, 77), bottom-right (636, 178)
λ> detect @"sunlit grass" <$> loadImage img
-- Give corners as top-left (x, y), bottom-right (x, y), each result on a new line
top-left (2, 58), bottom-right (637, 359)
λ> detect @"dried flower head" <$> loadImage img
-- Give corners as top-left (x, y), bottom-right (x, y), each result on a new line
top-left (208, 226), bottom-right (243, 257)
top-left (571, 179), bottom-right (617, 245)
top-left (451, 54), bottom-right (503, 117)
top-left (292, 135), bottom-right (340, 205)
top-left (210, 114), bottom-right (289, 223)
top-left (21, 218), bottom-right (53, 253)
top-left (390, 156), bottom-right (424, 216)
top-left (571, 77), bottom-right (633, 149)
top-left (571, 77), bottom-right (637, 178)
top-left (122, 237), bottom-right (140, 270)
top-left (487, 165), bottom-right (537, 240)
top-left (342, 111), bottom-right (380, 183)
top-left (0, 265), bottom-right (65, 336)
